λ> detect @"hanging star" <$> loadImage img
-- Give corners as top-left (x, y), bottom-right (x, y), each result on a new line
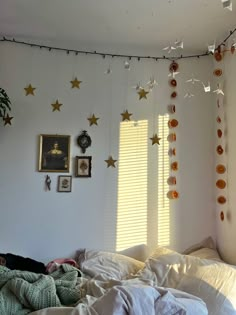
top-left (175, 40), bottom-right (184, 49)
top-left (121, 110), bottom-right (132, 121)
top-left (163, 45), bottom-right (176, 54)
top-left (105, 156), bottom-right (117, 168)
top-left (150, 134), bottom-right (161, 145)
top-left (51, 100), bottom-right (62, 111)
top-left (186, 75), bottom-right (200, 84)
top-left (184, 92), bottom-right (194, 98)
top-left (104, 66), bottom-right (112, 74)
top-left (213, 84), bottom-right (224, 96)
top-left (3, 114), bottom-right (13, 126)
top-left (88, 114), bottom-right (99, 126)
top-left (202, 82), bottom-right (211, 92)
top-left (70, 77), bottom-right (82, 88)
top-left (208, 42), bottom-right (216, 54)
top-left (124, 60), bottom-right (131, 70)
top-left (147, 76), bottom-right (158, 91)
top-left (138, 88), bottom-right (149, 100)
top-left (133, 83), bottom-right (143, 91)
top-left (168, 71), bottom-right (180, 78)
top-left (222, 0), bottom-right (232, 11)
top-left (24, 84), bottom-right (36, 96)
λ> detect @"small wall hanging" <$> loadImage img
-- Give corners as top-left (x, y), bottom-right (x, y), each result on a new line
top-left (77, 130), bottom-right (92, 153)
top-left (57, 176), bottom-right (72, 192)
top-left (75, 156), bottom-right (92, 177)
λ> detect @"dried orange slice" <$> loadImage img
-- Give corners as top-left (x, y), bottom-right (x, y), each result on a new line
top-left (171, 91), bottom-right (177, 98)
top-left (170, 79), bottom-right (177, 87)
top-left (167, 190), bottom-right (179, 199)
top-left (171, 161), bottom-right (178, 171)
top-left (217, 129), bottom-right (222, 138)
top-left (216, 145), bottom-right (224, 155)
top-left (220, 211), bottom-right (224, 221)
top-left (213, 69), bottom-right (222, 77)
top-left (214, 52), bottom-right (222, 62)
top-left (216, 164), bottom-right (226, 174)
top-left (216, 180), bottom-right (226, 189)
top-left (168, 119), bottom-right (178, 128)
top-left (217, 196), bottom-right (226, 204)
top-left (169, 61), bottom-right (179, 72)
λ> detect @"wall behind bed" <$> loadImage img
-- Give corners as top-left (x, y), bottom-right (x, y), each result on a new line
top-left (0, 42), bottom-right (215, 263)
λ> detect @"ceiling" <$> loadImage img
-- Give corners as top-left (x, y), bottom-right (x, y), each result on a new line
top-left (1, 0), bottom-right (236, 55)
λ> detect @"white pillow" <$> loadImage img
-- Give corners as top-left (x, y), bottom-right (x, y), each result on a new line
top-left (117, 244), bottom-right (151, 262)
top-left (75, 249), bottom-right (144, 280)
top-left (137, 246), bottom-right (236, 315)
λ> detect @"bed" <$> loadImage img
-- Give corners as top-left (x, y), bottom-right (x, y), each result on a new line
top-left (1, 238), bottom-right (236, 315)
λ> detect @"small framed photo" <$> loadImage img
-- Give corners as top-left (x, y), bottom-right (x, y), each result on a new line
top-left (75, 156), bottom-right (92, 177)
top-left (58, 175), bottom-right (72, 192)
top-left (38, 134), bottom-right (70, 172)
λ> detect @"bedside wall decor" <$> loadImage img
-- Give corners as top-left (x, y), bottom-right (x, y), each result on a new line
top-left (75, 156), bottom-right (92, 177)
top-left (38, 134), bottom-right (70, 172)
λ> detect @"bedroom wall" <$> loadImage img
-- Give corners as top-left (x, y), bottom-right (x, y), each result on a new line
top-left (0, 42), bottom-right (216, 263)
top-left (216, 51), bottom-right (236, 264)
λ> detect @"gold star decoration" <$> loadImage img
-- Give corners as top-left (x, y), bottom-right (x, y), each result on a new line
top-left (3, 114), bottom-right (13, 126)
top-left (121, 110), bottom-right (132, 121)
top-left (88, 114), bottom-right (99, 126)
top-left (150, 134), bottom-right (161, 145)
top-left (51, 100), bottom-right (62, 112)
top-left (138, 88), bottom-right (149, 100)
top-left (70, 77), bottom-right (82, 89)
top-left (24, 84), bottom-right (36, 96)
top-left (105, 156), bottom-right (117, 168)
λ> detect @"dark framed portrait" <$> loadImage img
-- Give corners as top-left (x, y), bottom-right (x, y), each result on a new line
top-left (58, 175), bottom-right (72, 192)
top-left (75, 156), bottom-right (92, 177)
top-left (38, 134), bottom-right (70, 172)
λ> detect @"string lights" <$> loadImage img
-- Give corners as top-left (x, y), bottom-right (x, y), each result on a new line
top-left (1, 28), bottom-right (236, 62)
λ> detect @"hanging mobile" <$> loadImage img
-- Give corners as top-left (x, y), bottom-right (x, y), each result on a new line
top-left (77, 130), bottom-right (92, 153)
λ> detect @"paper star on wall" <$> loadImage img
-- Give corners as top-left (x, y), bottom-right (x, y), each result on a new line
top-left (24, 84), bottom-right (36, 96)
top-left (105, 156), bottom-right (117, 168)
top-left (51, 100), bottom-right (62, 111)
top-left (3, 114), bottom-right (13, 126)
top-left (88, 114), bottom-right (99, 126)
top-left (121, 110), bottom-right (132, 121)
top-left (138, 88), bottom-right (149, 100)
top-left (71, 77), bottom-right (82, 88)
top-left (150, 134), bottom-right (161, 145)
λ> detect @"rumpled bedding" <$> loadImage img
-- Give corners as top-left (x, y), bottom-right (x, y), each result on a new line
top-left (29, 276), bottom-right (208, 315)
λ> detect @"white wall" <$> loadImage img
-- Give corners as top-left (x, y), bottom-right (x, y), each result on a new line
top-left (0, 42), bottom-right (215, 263)
top-left (216, 51), bottom-right (236, 264)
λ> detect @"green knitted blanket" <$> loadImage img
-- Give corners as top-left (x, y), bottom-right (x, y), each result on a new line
top-left (0, 264), bottom-right (82, 315)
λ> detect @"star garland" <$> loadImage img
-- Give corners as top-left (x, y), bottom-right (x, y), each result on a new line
top-left (88, 114), bottom-right (99, 126)
top-left (105, 156), bottom-right (117, 168)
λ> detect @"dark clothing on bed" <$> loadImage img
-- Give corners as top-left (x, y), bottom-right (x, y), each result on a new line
top-left (0, 253), bottom-right (47, 274)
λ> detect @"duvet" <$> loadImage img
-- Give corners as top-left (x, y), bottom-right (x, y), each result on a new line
top-left (29, 276), bottom-right (208, 315)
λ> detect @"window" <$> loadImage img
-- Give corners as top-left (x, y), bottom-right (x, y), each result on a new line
top-left (116, 115), bottom-right (170, 251)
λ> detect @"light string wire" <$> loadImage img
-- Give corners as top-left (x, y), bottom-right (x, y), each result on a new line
top-left (1, 28), bottom-right (236, 61)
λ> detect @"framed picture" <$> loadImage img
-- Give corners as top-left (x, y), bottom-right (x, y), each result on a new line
top-left (75, 156), bottom-right (92, 177)
top-left (58, 175), bottom-right (72, 192)
top-left (38, 134), bottom-right (70, 172)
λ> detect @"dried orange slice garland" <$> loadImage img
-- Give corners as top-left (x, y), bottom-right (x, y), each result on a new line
top-left (167, 61), bottom-right (179, 200)
top-left (214, 48), bottom-right (227, 221)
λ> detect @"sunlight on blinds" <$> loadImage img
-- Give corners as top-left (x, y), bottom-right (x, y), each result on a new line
top-left (157, 114), bottom-right (170, 246)
top-left (116, 120), bottom-right (148, 251)
top-left (116, 116), bottom-right (170, 251)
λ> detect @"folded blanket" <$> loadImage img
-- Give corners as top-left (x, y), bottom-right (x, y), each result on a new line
top-left (0, 264), bottom-right (82, 315)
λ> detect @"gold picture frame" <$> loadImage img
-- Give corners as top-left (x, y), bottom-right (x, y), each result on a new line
top-left (75, 156), bottom-right (92, 177)
top-left (38, 134), bottom-right (70, 172)
top-left (57, 175), bottom-right (72, 192)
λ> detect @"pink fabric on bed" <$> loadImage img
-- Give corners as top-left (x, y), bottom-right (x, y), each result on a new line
top-left (46, 258), bottom-right (79, 273)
